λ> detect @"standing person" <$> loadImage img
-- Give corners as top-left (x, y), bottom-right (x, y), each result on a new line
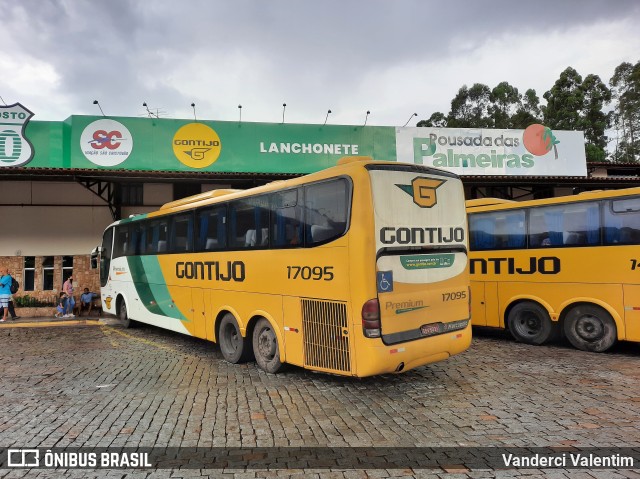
top-left (0, 295), bottom-right (19, 320)
top-left (0, 270), bottom-right (20, 320)
top-left (63, 274), bottom-right (75, 318)
top-left (0, 268), bottom-right (11, 323)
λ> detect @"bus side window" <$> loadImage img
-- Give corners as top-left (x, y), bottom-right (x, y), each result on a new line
top-left (304, 179), bottom-right (349, 246)
top-left (170, 214), bottom-right (193, 252)
top-left (229, 197), bottom-right (270, 249)
top-left (310, 225), bottom-right (335, 243)
top-left (606, 198), bottom-right (640, 245)
top-left (114, 226), bottom-right (130, 258)
top-left (196, 206), bottom-right (226, 251)
top-left (469, 215), bottom-right (497, 250)
top-left (271, 189), bottom-right (302, 247)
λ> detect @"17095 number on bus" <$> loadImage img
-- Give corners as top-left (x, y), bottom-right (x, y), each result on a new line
top-left (442, 290), bottom-right (467, 301)
top-left (286, 266), bottom-right (334, 281)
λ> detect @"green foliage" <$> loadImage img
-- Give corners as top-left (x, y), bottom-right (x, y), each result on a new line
top-left (417, 112), bottom-right (447, 128)
top-left (416, 63), bottom-right (633, 162)
top-left (541, 67), bottom-right (615, 162)
top-left (610, 60), bottom-right (640, 163)
top-left (542, 67), bottom-right (585, 131)
top-left (14, 295), bottom-right (57, 308)
top-left (448, 83), bottom-right (493, 128)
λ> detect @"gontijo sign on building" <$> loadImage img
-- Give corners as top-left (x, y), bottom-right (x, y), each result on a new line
top-left (4, 109), bottom-right (588, 177)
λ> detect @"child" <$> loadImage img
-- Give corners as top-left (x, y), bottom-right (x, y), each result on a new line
top-left (55, 292), bottom-right (68, 318)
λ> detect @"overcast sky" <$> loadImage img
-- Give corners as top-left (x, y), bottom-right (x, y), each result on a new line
top-left (1, 0), bottom-right (638, 127)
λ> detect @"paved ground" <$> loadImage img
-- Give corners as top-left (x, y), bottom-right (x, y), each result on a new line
top-left (0, 317), bottom-right (639, 478)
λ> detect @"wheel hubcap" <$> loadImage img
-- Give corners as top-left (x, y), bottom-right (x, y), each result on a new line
top-left (517, 311), bottom-right (541, 336)
top-left (258, 328), bottom-right (276, 360)
top-left (575, 315), bottom-right (603, 341)
top-left (226, 325), bottom-right (239, 351)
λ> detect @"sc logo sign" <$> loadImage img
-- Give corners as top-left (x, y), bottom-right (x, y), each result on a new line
top-left (89, 130), bottom-right (122, 150)
top-left (80, 119), bottom-right (133, 166)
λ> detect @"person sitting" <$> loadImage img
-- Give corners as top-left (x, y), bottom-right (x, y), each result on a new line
top-left (79, 288), bottom-right (98, 316)
top-left (55, 292), bottom-right (68, 318)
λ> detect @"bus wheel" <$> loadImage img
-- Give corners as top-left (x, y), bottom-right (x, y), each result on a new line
top-left (253, 318), bottom-right (284, 374)
top-left (119, 301), bottom-right (135, 328)
top-left (563, 305), bottom-right (617, 352)
top-left (507, 302), bottom-right (553, 345)
top-left (218, 313), bottom-right (251, 364)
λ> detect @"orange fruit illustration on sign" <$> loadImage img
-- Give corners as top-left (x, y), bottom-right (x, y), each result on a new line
top-left (523, 124), bottom-right (560, 159)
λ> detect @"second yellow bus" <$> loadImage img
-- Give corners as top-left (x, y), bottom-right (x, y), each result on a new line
top-left (467, 187), bottom-right (640, 352)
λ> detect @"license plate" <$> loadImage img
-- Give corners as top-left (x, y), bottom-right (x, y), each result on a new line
top-left (420, 323), bottom-right (442, 336)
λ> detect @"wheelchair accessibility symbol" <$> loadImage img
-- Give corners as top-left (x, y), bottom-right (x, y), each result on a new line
top-left (377, 271), bottom-right (393, 293)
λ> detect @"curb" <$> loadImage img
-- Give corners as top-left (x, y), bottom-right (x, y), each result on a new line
top-left (0, 319), bottom-right (100, 329)
top-left (0, 317), bottom-right (105, 328)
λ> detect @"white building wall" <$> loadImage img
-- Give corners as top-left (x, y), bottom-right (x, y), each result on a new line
top-left (0, 181), bottom-right (175, 256)
top-left (0, 205), bottom-right (113, 256)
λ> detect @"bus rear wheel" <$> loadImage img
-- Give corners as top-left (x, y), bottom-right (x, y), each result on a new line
top-left (252, 318), bottom-right (285, 374)
top-left (507, 301), bottom-right (554, 345)
top-left (563, 305), bottom-right (617, 353)
top-left (218, 313), bottom-right (252, 364)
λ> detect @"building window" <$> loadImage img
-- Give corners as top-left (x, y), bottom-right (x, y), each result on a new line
top-left (62, 256), bottom-right (73, 284)
top-left (120, 183), bottom-right (143, 206)
top-left (24, 256), bottom-right (35, 291)
top-left (43, 256), bottom-right (54, 290)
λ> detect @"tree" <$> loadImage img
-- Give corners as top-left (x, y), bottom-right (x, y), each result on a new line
top-left (580, 74), bottom-right (611, 162)
top-left (544, 67), bottom-right (612, 162)
top-left (448, 83), bottom-right (493, 128)
top-left (489, 81), bottom-right (521, 129)
top-left (417, 112), bottom-right (447, 128)
top-left (543, 67), bottom-right (584, 131)
top-left (610, 60), bottom-right (640, 163)
top-left (511, 89), bottom-right (542, 129)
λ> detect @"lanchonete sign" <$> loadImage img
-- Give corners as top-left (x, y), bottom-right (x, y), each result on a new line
top-left (7, 109), bottom-right (588, 177)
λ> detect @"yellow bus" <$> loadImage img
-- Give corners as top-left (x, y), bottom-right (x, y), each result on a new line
top-left (467, 187), bottom-right (640, 352)
top-left (91, 157), bottom-right (471, 377)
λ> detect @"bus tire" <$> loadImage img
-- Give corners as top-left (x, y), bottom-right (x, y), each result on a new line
top-left (218, 313), bottom-right (251, 364)
top-left (119, 300), bottom-right (135, 328)
top-left (507, 301), bottom-right (554, 345)
top-left (252, 318), bottom-right (285, 374)
top-left (563, 305), bottom-right (617, 353)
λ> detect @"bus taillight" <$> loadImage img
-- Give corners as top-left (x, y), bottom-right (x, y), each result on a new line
top-left (362, 298), bottom-right (381, 338)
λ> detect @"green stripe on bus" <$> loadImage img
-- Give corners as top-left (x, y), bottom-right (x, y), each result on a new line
top-left (119, 213), bottom-right (149, 224)
top-left (127, 256), bottom-right (190, 322)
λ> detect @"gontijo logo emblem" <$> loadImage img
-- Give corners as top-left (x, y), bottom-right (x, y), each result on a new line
top-left (173, 123), bottom-right (221, 169)
top-left (395, 177), bottom-right (444, 208)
